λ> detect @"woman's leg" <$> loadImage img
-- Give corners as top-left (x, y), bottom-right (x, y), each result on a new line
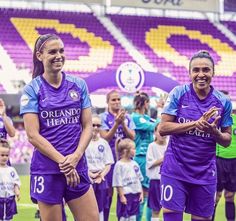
top-left (38, 201), bottom-right (62, 221)
top-left (67, 186), bottom-right (99, 221)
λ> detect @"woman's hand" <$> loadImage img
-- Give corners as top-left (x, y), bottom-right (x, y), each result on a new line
top-left (93, 173), bottom-right (105, 184)
top-left (59, 153), bottom-right (81, 176)
top-left (195, 106), bottom-right (221, 135)
top-left (115, 109), bottom-right (126, 125)
top-left (65, 168), bottom-right (80, 188)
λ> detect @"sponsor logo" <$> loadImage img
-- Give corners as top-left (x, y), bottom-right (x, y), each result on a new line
top-left (20, 94), bottom-right (29, 106)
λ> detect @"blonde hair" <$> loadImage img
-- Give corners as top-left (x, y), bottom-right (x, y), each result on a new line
top-left (115, 138), bottom-right (135, 160)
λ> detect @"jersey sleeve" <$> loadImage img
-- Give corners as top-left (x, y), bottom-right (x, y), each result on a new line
top-left (75, 78), bottom-right (91, 109)
top-left (134, 161), bottom-right (144, 182)
top-left (112, 162), bottom-right (123, 187)
top-left (146, 143), bottom-right (156, 169)
top-left (20, 82), bottom-right (39, 115)
top-left (132, 114), bottom-right (160, 131)
top-left (127, 114), bottom-right (136, 130)
top-left (11, 167), bottom-right (21, 187)
top-left (221, 98), bottom-right (233, 128)
top-left (100, 113), bottom-right (110, 130)
top-left (162, 85), bottom-right (183, 116)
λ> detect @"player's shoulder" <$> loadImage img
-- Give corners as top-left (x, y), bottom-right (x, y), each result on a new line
top-left (65, 73), bottom-right (86, 86)
top-left (212, 88), bottom-right (231, 107)
top-left (23, 76), bottom-right (42, 93)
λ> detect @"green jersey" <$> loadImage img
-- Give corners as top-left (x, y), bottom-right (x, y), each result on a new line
top-left (216, 114), bottom-right (236, 158)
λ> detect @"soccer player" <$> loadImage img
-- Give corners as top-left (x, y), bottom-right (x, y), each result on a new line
top-left (159, 50), bottom-right (233, 221)
top-left (20, 33), bottom-right (99, 221)
top-left (100, 90), bottom-right (135, 221)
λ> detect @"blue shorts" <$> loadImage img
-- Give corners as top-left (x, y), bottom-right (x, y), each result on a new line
top-left (134, 155), bottom-right (149, 189)
top-left (160, 175), bottom-right (216, 218)
top-left (30, 170), bottom-right (91, 204)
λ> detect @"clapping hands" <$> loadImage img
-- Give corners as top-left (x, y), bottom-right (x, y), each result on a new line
top-left (195, 106), bottom-right (221, 135)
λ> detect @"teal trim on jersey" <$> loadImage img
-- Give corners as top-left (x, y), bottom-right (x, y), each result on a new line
top-left (216, 114), bottom-right (236, 158)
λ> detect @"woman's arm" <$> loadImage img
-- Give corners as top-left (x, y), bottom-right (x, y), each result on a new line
top-left (100, 122), bottom-right (119, 142)
top-left (23, 113), bottom-right (65, 163)
top-left (121, 121), bottom-right (135, 140)
top-left (159, 114), bottom-right (196, 136)
top-left (0, 99), bottom-right (15, 137)
top-left (2, 115), bottom-right (15, 137)
top-left (212, 126), bottom-right (232, 147)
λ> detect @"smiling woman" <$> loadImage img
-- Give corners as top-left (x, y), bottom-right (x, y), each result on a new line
top-left (20, 33), bottom-right (99, 221)
top-left (158, 50), bottom-right (233, 221)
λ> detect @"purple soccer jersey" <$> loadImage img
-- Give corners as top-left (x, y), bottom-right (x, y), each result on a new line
top-left (161, 84), bottom-right (233, 185)
top-left (100, 111), bottom-right (135, 158)
top-left (20, 72), bottom-right (91, 174)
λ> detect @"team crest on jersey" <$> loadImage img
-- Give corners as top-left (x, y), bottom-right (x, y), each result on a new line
top-left (69, 90), bottom-right (80, 101)
top-left (134, 165), bottom-right (139, 173)
top-left (98, 145), bottom-right (104, 152)
top-left (10, 171), bottom-right (15, 178)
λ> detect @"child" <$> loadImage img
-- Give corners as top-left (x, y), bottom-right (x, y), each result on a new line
top-left (113, 138), bottom-right (143, 221)
top-left (0, 138), bottom-right (20, 221)
top-left (85, 115), bottom-right (114, 221)
top-left (146, 125), bottom-right (168, 221)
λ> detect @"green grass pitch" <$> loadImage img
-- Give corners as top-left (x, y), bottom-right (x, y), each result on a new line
top-left (12, 175), bottom-right (227, 221)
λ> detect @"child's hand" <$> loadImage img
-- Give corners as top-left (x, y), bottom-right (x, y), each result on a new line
top-left (89, 171), bottom-right (100, 179)
top-left (120, 195), bottom-right (127, 205)
top-left (15, 188), bottom-right (20, 201)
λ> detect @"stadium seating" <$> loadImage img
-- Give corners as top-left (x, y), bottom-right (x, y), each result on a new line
top-left (9, 128), bottom-right (34, 164)
top-left (109, 14), bottom-right (236, 99)
top-left (0, 8), bottom-right (236, 99)
top-left (0, 8), bottom-right (133, 79)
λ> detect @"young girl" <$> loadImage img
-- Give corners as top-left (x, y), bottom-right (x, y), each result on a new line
top-left (113, 138), bottom-right (143, 221)
top-left (0, 139), bottom-right (20, 221)
top-left (146, 125), bottom-right (169, 221)
top-left (85, 115), bottom-right (114, 221)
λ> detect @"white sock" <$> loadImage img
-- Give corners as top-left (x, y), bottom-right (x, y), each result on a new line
top-left (129, 215), bottom-right (136, 221)
top-left (151, 218), bottom-right (160, 221)
top-left (99, 211), bottom-right (104, 221)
